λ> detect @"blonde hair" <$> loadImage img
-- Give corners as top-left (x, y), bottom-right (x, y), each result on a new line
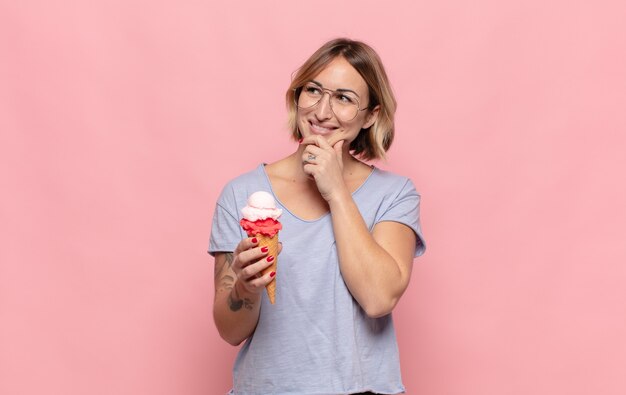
top-left (286, 38), bottom-right (397, 161)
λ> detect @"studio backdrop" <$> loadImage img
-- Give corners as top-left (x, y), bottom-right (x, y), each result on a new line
top-left (1, 1), bottom-right (625, 394)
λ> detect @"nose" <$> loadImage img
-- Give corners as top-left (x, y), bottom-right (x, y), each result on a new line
top-left (315, 91), bottom-right (333, 120)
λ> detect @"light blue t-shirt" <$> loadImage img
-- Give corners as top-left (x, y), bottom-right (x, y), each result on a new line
top-left (209, 164), bottom-right (425, 395)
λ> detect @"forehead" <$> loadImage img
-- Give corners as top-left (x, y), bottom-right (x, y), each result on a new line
top-left (313, 57), bottom-right (368, 94)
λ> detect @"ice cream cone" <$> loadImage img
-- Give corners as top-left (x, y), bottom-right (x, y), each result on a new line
top-left (240, 191), bottom-right (282, 305)
top-left (256, 233), bottom-right (278, 304)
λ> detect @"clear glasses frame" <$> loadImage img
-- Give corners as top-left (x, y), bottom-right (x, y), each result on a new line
top-left (294, 82), bottom-right (369, 122)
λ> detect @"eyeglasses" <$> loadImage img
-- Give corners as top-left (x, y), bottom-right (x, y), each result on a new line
top-left (295, 82), bottom-right (368, 122)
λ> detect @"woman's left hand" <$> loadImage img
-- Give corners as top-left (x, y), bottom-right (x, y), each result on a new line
top-left (301, 135), bottom-right (348, 202)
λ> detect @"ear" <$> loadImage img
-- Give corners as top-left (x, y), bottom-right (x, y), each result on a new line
top-left (363, 105), bottom-right (380, 129)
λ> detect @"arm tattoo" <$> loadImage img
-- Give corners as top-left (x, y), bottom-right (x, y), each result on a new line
top-left (215, 256), bottom-right (235, 298)
top-left (228, 284), bottom-right (254, 312)
top-left (214, 252), bottom-right (234, 279)
top-left (215, 252), bottom-right (254, 311)
top-left (224, 252), bottom-right (234, 267)
top-left (219, 275), bottom-right (235, 291)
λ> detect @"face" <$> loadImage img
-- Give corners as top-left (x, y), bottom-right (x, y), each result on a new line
top-left (296, 56), bottom-right (379, 144)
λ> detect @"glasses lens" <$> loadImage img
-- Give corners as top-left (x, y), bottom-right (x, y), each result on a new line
top-left (330, 92), bottom-right (359, 121)
top-left (296, 83), bottom-right (360, 122)
top-left (297, 83), bottom-right (323, 109)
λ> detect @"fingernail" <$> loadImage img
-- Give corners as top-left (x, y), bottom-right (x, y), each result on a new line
top-left (267, 255), bottom-right (274, 262)
top-left (261, 246), bottom-right (269, 253)
top-left (251, 237), bottom-right (258, 243)
top-left (270, 271), bottom-right (276, 278)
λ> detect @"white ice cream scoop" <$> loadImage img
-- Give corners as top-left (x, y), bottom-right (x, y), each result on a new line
top-left (241, 191), bottom-right (283, 221)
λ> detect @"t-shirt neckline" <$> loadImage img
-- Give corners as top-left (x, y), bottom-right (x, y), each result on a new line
top-left (258, 163), bottom-right (377, 223)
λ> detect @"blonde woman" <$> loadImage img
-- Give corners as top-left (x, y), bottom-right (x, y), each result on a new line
top-left (209, 38), bottom-right (425, 395)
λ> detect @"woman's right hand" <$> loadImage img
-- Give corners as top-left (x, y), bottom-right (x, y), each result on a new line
top-left (231, 237), bottom-right (278, 297)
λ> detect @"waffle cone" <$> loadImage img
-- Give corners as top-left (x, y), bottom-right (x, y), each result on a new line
top-left (255, 233), bottom-right (279, 304)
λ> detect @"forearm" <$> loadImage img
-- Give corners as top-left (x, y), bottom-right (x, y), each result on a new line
top-left (213, 280), bottom-right (261, 345)
top-left (328, 191), bottom-right (408, 317)
top-left (213, 252), bottom-right (261, 345)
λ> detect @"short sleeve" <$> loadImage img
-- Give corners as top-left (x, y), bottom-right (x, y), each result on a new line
top-left (376, 179), bottom-right (426, 257)
top-left (208, 186), bottom-right (245, 256)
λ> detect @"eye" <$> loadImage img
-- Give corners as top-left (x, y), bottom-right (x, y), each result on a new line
top-left (336, 93), bottom-right (357, 105)
top-left (304, 84), bottom-right (322, 96)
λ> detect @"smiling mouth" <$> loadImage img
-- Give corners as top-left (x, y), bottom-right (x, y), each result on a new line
top-left (309, 121), bottom-right (336, 135)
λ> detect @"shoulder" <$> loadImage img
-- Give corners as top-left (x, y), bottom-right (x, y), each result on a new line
top-left (354, 168), bottom-right (421, 217)
top-left (223, 164), bottom-right (265, 189)
top-left (368, 167), bottom-right (420, 197)
top-left (216, 164), bottom-right (268, 210)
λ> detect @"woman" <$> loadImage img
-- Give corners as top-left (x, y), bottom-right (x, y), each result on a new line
top-left (209, 38), bottom-right (425, 395)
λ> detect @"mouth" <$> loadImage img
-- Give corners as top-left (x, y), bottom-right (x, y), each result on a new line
top-left (308, 121), bottom-right (337, 135)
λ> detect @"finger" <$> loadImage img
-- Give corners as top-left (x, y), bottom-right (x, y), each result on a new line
top-left (237, 244), bottom-right (270, 268)
top-left (302, 162), bottom-right (316, 179)
top-left (247, 270), bottom-right (276, 290)
top-left (302, 145), bottom-right (324, 164)
top-left (333, 139), bottom-right (344, 162)
top-left (300, 135), bottom-right (319, 146)
top-left (326, 133), bottom-right (347, 148)
top-left (240, 254), bottom-right (275, 280)
top-left (304, 144), bottom-right (324, 156)
top-left (234, 236), bottom-right (259, 255)
top-left (315, 135), bottom-right (334, 150)
top-left (301, 134), bottom-right (330, 148)
top-left (302, 133), bottom-right (347, 149)
top-left (302, 155), bottom-right (316, 166)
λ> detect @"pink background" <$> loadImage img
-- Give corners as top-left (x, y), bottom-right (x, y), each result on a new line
top-left (2, 1), bottom-right (625, 394)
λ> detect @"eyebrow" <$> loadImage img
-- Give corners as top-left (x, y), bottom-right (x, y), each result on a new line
top-left (310, 80), bottom-right (360, 98)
